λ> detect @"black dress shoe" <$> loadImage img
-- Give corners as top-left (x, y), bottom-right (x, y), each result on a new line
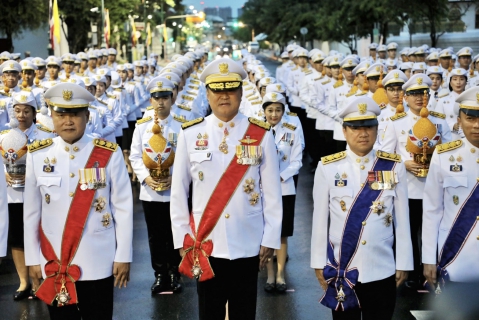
top-left (276, 283), bottom-right (287, 293)
top-left (264, 282), bottom-right (275, 293)
top-left (151, 275), bottom-right (171, 294)
top-left (14, 285), bottom-right (31, 301)
top-left (170, 274), bottom-right (183, 293)
top-left (405, 280), bottom-right (418, 289)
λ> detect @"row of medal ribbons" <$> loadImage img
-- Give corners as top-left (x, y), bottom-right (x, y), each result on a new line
top-left (367, 170), bottom-right (399, 190)
top-left (78, 167), bottom-right (107, 190)
top-left (236, 145), bottom-right (263, 165)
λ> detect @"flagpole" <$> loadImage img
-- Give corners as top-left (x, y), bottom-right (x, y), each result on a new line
top-left (101, 0), bottom-right (105, 48)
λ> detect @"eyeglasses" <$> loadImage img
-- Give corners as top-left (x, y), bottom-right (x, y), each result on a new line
top-left (386, 87), bottom-right (403, 93)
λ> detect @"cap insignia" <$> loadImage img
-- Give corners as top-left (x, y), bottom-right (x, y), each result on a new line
top-left (62, 90), bottom-right (73, 101)
top-left (100, 70), bottom-right (105, 75)
top-left (358, 103), bottom-right (367, 115)
top-left (375, 66), bottom-right (380, 72)
top-left (219, 63), bottom-right (229, 75)
top-left (394, 73), bottom-right (399, 79)
top-left (265, 78), bottom-right (271, 84)
top-left (157, 81), bottom-right (163, 88)
top-left (19, 95), bottom-right (27, 103)
top-left (417, 78), bottom-right (423, 85)
top-left (456, 69), bottom-right (461, 74)
top-left (466, 49), bottom-right (470, 53)
top-left (334, 57), bottom-right (338, 62)
top-left (165, 75), bottom-right (171, 80)
top-left (23, 62), bottom-right (27, 66)
top-left (9, 63), bottom-right (14, 69)
top-left (271, 93), bottom-right (277, 100)
top-left (348, 59), bottom-right (352, 65)
top-left (276, 84), bottom-right (282, 90)
top-left (476, 93), bottom-right (479, 103)
top-left (85, 79), bottom-right (90, 84)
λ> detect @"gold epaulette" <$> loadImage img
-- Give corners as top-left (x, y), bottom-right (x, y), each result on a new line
top-left (321, 151), bottom-right (347, 165)
top-left (182, 95), bottom-right (194, 101)
top-left (188, 85), bottom-right (199, 90)
top-left (304, 70), bottom-right (312, 75)
top-left (287, 112), bottom-right (297, 116)
top-left (22, 87), bottom-right (32, 92)
top-left (248, 117), bottom-right (271, 131)
top-left (244, 86), bottom-right (253, 91)
top-left (355, 91), bottom-right (367, 96)
top-left (107, 94), bottom-right (116, 99)
top-left (333, 81), bottom-right (343, 89)
top-left (191, 79), bottom-right (200, 85)
top-left (28, 138), bottom-right (53, 153)
top-left (376, 150), bottom-right (401, 162)
top-left (0, 91), bottom-right (11, 97)
top-left (438, 92), bottom-right (449, 98)
top-left (380, 104), bottom-right (386, 110)
top-left (251, 100), bottom-right (262, 105)
top-left (177, 104), bottom-right (192, 111)
top-left (245, 93), bottom-right (254, 98)
top-left (173, 115), bottom-right (187, 123)
top-left (314, 76), bottom-right (323, 81)
top-left (182, 117), bottom-right (204, 129)
top-left (436, 140), bottom-right (463, 154)
top-left (429, 111), bottom-right (446, 119)
top-left (282, 123), bottom-right (297, 131)
top-left (93, 138), bottom-right (118, 152)
top-left (89, 105), bottom-right (97, 110)
top-left (96, 98), bottom-right (108, 106)
top-left (242, 80), bottom-right (249, 86)
top-left (248, 96), bottom-right (259, 101)
top-left (186, 90), bottom-right (197, 96)
top-left (36, 125), bottom-right (52, 133)
top-left (292, 67), bottom-right (298, 71)
top-left (390, 112), bottom-right (407, 121)
top-left (114, 88), bottom-right (124, 92)
top-left (137, 116), bottom-right (152, 125)
top-left (146, 106), bottom-right (154, 111)
top-left (0, 129), bottom-right (10, 135)
top-left (321, 79), bottom-right (331, 85)
top-left (128, 81), bottom-right (136, 85)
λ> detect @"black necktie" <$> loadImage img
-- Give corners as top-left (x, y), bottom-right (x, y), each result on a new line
top-left (272, 129), bottom-right (276, 137)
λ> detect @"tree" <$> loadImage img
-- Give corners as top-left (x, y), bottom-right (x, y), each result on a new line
top-left (0, 0), bottom-right (49, 52)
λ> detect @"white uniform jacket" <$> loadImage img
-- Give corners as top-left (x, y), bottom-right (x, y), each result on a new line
top-left (423, 138), bottom-right (479, 282)
top-left (130, 114), bottom-right (182, 202)
top-left (273, 120), bottom-right (304, 195)
top-left (380, 110), bottom-right (452, 199)
top-left (311, 150), bottom-right (413, 283)
top-left (23, 134), bottom-right (133, 280)
top-left (170, 113), bottom-right (282, 259)
top-left (0, 168), bottom-right (8, 257)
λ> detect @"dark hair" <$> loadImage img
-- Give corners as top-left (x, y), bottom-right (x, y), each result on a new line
top-left (262, 101), bottom-right (285, 111)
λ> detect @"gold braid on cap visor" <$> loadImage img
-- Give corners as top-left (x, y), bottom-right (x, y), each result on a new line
top-left (207, 81), bottom-right (242, 91)
top-left (343, 115), bottom-right (377, 122)
top-left (459, 104), bottom-right (479, 110)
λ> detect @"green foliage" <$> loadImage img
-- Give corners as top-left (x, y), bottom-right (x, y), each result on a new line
top-left (0, 0), bottom-right (49, 51)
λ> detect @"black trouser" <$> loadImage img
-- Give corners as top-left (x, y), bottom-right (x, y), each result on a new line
top-left (115, 136), bottom-right (123, 148)
top-left (305, 118), bottom-right (322, 166)
top-left (408, 198), bottom-right (423, 282)
top-left (197, 256), bottom-right (259, 320)
top-left (142, 201), bottom-right (181, 276)
top-left (47, 276), bottom-right (114, 320)
top-left (290, 106), bottom-right (307, 131)
top-left (332, 275), bottom-right (396, 320)
top-left (319, 130), bottom-right (335, 157)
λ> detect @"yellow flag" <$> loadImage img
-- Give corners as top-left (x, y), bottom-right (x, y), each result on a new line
top-left (165, 0), bottom-right (175, 8)
top-left (146, 22), bottom-right (152, 47)
top-left (53, 0), bottom-right (61, 44)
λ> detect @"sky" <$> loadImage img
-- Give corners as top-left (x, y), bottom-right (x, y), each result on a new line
top-left (181, 0), bottom-right (246, 18)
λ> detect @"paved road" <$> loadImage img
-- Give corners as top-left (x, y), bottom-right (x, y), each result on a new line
top-left (0, 56), bottom-right (430, 319)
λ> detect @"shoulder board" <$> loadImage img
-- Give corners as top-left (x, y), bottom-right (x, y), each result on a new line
top-left (379, 104), bottom-right (386, 110)
top-left (146, 106), bottom-right (154, 111)
top-left (314, 77), bottom-right (323, 81)
top-left (248, 96), bottom-right (260, 101)
top-left (244, 86), bottom-right (253, 91)
top-left (89, 105), bottom-right (97, 110)
top-left (321, 151), bottom-right (347, 165)
top-left (429, 111), bottom-right (446, 119)
top-left (321, 79), bottom-right (331, 85)
top-left (114, 88), bottom-right (124, 92)
top-left (0, 91), bottom-right (10, 97)
top-left (96, 98), bottom-right (108, 106)
top-left (287, 112), bottom-right (297, 117)
top-left (182, 117), bottom-right (204, 130)
top-left (128, 81), bottom-right (136, 85)
top-left (436, 140), bottom-right (463, 154)
top-left (304, 70), bottom-right (313, 75)
top-left (0, 129), bottom-right (10, 135)
top-left (182, 95), bottom-right (194, 101)
top-left (191, 74), bottom-right (199, 79)
top-left (245, 93), bottom-right (254, 98)
top-left (376, 150), bottom-right (401, 162)
top-left (188, 85), bottom-right (199, 90)
top-left (177, 104), bottom-right (192, 111)
top-left (390, 112), bottom-right (407, 121)
top-left (248, 117), bottom-right (271, 131)
top-left (93, 138), bottom-right (118, 152)
top-left (137, 116), bottom-right (152, 125)
top-left (242, 80), bottom-right (249, 86)
top-left (107, 94), bottom-right (116, 100)
top-left (191, 79), bottom-right (200, 85)
top-left (345, 91), bottom-right (356, 97)
top-left (186, 90), bottom-right (197, 96)
top-left (173, 115), bottom-right (187, 123)
top-left (292, 67), bottom-right (298, 71)
top-left (28, 138), bottom-right (53, 153)
top-left (251, 100), bottom-right (262, 105)
top-left (355, 91), bottom-right (367, 96)
top-left (22, 87), bottom-right (32, 92)
top-left (333, 81), bottom-right (343, 89)
top-left (36, 125), bottom-right (52, 133)
top-left (282, 123), bottom-right (297, 131)
top-left (438, 92), bottom-right (449, 98)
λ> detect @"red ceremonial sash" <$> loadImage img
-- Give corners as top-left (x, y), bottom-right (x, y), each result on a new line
top-left (35, 145), bottom-right (115, 306)
top-left (178, 123), bottom-right (268, 281)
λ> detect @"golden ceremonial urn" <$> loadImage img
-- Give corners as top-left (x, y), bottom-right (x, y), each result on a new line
top-left (142, 115), bottom-right (175, 191)
top-left (406, 91), bottom-right (441, 177)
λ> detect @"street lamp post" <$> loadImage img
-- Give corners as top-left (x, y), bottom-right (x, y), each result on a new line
top-left (162, 13), bottom-right (202, 60)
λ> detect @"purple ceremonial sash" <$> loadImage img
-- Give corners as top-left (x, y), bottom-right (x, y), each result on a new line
top-left (431, 182), bottom-right (479, 291)
top-left (321, 157), bottom-right (397, 311)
